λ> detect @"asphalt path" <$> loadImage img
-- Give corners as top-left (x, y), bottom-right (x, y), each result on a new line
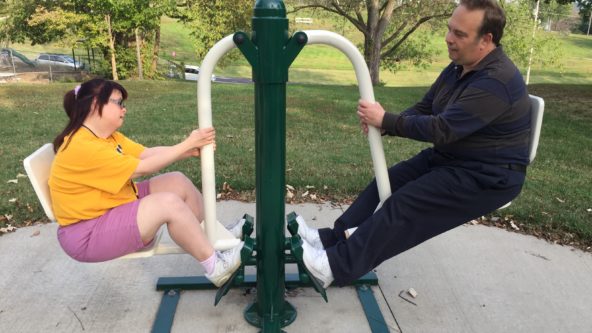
top-left (214, 76), bottom-right (253, 84)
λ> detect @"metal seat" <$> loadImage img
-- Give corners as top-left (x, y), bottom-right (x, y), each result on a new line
top-left (497, 94), bottom-right (545, 210)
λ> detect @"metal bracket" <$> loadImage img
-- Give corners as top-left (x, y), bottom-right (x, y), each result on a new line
top-left (215, 232), bottom-right (256, 305)
top-left (286, 212), bottom-right (328, 302)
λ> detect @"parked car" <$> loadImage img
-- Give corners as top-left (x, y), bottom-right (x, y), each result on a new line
top-left (35, 53), bottom-right (85, 70)
top-left (184, 65), bottom-right (216, 82)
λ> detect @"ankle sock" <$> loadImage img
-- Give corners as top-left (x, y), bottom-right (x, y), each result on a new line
top-left (200, 252), bottom-right (217, 275)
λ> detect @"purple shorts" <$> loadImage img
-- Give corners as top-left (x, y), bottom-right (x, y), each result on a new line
top-left (57, 180), bottom-right (152, 263)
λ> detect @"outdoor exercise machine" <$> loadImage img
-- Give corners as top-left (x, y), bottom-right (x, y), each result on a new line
top-left (23, 0), bottom-right (545, 331)
top-left (150, 0), bottom-right (394, 332)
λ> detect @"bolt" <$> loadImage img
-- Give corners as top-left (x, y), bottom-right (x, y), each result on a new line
top-left (234, 34), bottom-right (245, 45)
top-left (296, 33), bottom-right (307, 45)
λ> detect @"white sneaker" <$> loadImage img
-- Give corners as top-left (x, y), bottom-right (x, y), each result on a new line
top-left (301, 241), bottom-right (334, 288)
top-left (226, 218), bottom-right (246, 238)
top-left (296, 215), bottom-right (323, 250)
top-left (205, 242), bottom-right (244, 287)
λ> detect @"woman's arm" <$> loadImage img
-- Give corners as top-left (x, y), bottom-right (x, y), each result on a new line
top-left (131, 127), bottom-right (215, 178)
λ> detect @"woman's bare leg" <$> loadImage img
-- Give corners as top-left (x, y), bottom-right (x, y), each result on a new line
top-left (136, 191), bottom-right (212, 261)
top-left (148, 171), bottom-right (204, 221)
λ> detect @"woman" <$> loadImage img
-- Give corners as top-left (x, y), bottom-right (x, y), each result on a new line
top-left (49, 78), bottom-right (242, 287)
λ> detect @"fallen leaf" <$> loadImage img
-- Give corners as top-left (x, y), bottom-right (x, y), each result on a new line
top-left (586, 208), bottom-right (591, 213)
top-left (7, 179), bottom-right (18, 184)
top-left (510, 220), bottom-right (520, 231)
top-left (305, 185), bottom-right (315, 189)
top-left (8, 198), bottom-right (17, 203)
top-left (286, 191), bottom-right (294, 199)
top-left (301, 191), bottom-right (309, 198)
top-left (286, 184), bottom-right (295, 191)
top-left (323, 185), bottom-right (328, 190)
top-left (398, 290), bottom-right (417, 306)
top-left (4, 214), bottom-right (12, 221)
top-left (555, 197), bottom-right (565, 203)
top-left (0, 224), bottom-right (16, 233)
top-left (30, 230), bottom-right (40, 237)
top-left (216, 193), bottom-right (222, 199)
top-left (310, 194), bottom-right (317, 200)
top-left (16, 173), bottom-right (27, 178)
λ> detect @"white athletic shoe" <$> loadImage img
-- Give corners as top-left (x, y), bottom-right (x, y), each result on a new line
top-left (226, 218), bottom-right (246, 238)
top-left (296, 215), bottom-right (324, 250)
top-left (205, 242), bottom-right (244, 287)
top-left (301, 241), bottom-right (334, 289)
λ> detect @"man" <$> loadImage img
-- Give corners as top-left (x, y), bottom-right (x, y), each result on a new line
top-left (299, 0), bottom-right (531, 288)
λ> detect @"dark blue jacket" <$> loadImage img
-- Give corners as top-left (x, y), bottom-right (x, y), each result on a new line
top-left (382, 47), bottom-right (531, 166)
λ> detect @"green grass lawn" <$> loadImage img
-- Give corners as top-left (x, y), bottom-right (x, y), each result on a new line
top-left (0, 82), bottom-right (591, 251)
top-left (1, 17), bottom-right (591, 248)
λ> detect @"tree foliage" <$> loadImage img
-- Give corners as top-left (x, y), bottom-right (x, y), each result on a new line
top-left (290, 0), bottom-right (456, 85)
top-left (175, 0), bottom-right (253, 63)
top-left (0, 0), bottom-right (175, 79)
top-left (501, 0), bottom-right (564, 70)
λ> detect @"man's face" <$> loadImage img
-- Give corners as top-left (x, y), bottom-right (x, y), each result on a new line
top-left (445, 5), bottom-right (486, 67)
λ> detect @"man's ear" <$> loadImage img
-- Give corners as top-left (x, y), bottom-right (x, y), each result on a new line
top-left (481, 32), bottom-right (494, 46)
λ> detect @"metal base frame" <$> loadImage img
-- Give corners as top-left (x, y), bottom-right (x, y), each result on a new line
top-left (151, 272), bottom-right (388, 333)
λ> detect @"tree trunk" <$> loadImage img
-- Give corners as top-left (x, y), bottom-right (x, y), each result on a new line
top-left (364, 35), bottom-right (382, 86)
top-left (150, 24), bottom-right (161, 77)
top-left (105, 14), bottom-right (118, 80)
top-left (135, 28), bottom-right (143, 80)
top-left (365, 1), bottom-right (382, 85)
top-left (368, 49), bottom-right (381, 86)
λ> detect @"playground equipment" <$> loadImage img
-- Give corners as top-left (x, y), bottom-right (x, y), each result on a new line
top-left (0, 48), bottom-right (36, 67)
top-left (153, 1), bottom-right (394, 332)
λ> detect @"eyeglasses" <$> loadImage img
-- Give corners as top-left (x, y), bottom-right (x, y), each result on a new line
top-left (109, 98), bottom-right (126, 109)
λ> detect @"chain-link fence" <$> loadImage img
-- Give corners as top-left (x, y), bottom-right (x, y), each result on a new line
top-left (0, 46), bottom-right (198, 83)
top-left (0, 48), bottom-right (93, 83)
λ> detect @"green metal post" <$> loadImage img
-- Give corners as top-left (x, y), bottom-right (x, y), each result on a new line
top-left (236, 0), bottom-right (302, 331)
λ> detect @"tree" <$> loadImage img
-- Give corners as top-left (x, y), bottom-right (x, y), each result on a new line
top-left (0, 0), bottom-right (174, 79)
top-left (535, 0), bottom-right (574, 31)
top-left (576, 0), bottom-right (591, 34)
top-left (290, 0), bottom-right (456, 85)
top-left (546, 0), bottom-right (591, 33)
top-left (500, 0), bottom-right (564, 82)
top-left (175, 0), bottom-right (253, 64)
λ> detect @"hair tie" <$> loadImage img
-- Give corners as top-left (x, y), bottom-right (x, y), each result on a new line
top-left (74, 85), bottom-right (81, 98)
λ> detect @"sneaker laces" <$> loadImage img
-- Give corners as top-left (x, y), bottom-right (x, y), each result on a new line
top-left (296, 215), bottom-right (323, 250)
top-left (217, 245), bottom-right (240, 268)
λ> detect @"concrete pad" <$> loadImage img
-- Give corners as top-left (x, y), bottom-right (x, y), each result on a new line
top-left (376, 224), bottom-right (592, 333)
top-left (1, 200), bottom-right (591, 333)
top-left (0, 201), bottom-right (390, 333)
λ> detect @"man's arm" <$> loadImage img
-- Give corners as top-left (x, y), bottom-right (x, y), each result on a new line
top-left (391, 77), bottom-right (511, 145)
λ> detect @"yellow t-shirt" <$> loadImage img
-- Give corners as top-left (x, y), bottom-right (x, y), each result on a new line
top-left (49, 128), bottom-right (145, 226)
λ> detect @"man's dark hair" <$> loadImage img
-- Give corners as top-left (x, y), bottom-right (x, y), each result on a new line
top-left (461, 0), bottom-right (506, 46)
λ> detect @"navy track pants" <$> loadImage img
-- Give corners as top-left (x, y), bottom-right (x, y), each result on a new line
top-left (319, 148), bottom-right (526, 286)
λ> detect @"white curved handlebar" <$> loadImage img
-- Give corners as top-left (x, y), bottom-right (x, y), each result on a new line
top-left (304, 30), bottom-right (392, 203)
top-left (197, 31), bottom-right (392, 248)
top-left (197, 34), bottom-right (240, 250)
